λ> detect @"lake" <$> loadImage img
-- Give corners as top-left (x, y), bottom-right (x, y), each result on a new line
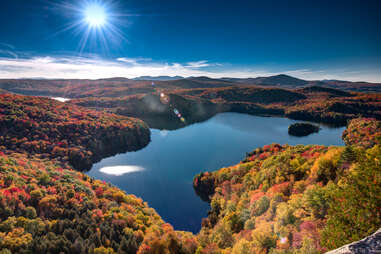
top-left (86, 112), bottom-right (346, 233)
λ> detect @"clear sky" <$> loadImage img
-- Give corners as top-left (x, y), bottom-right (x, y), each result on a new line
top-left (0, 0), bottom-right (380, 81)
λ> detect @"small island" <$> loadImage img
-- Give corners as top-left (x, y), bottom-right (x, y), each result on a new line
top-left (288, 122), bottom-right (320, 136)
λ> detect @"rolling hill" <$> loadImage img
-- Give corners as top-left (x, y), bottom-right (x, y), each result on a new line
top-left (1, 74), bottom-right (380, 98)
top-left (0, 89), bottom-right (380, 253)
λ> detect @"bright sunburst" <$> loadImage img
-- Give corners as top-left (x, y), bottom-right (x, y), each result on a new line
top-left (52, 1), bottom-right (129, 53)
top-left (85, 4), bottom-right (106, 27)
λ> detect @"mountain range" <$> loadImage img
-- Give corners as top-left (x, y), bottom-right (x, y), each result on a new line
top-left (133, 75), bottom-right (184, 81)
top-left (129, 74), bottom-right (380, 92)
top-left (0, 74), bottom-right (380, 97)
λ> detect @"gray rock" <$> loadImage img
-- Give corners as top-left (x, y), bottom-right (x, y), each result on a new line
top-left (325, 228), bottom-right (381, 254)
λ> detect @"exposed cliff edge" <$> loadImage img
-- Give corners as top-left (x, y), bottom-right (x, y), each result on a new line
top-left (325, 228), bottom-right (381, 254)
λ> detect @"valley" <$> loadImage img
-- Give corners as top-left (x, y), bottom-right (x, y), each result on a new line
top-left (2, 1), bottom-right (380, 252)
top-left (0, 77), bottom-right (380, 253)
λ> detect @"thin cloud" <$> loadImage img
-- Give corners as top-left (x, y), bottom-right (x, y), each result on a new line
top-left (117, 57), bottom-right (138, 65)
top-left (116, 57), bottom-right (152, 65)
top-left (0, 42), bottom-right (15, 50)
top-left (0, 50), bottom-right (18, 59)
top-left (0, 43), bottom-right (18, 59)
top-left (0, 55), bottom-right (380, 82)
top-left (186, 60), bottom-right (211, 68)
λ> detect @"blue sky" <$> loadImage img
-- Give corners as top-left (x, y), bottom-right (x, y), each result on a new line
top-left (0, 0), bottom-right (380, 81)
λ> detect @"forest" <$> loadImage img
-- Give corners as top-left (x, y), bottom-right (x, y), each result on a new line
top-left (71, 84), bottom-right (381, 128)
top-left (0, 77), bottom-right (380, 129)
top-left (0, 153), bottom-right (197, 253)
top-left (0, 91), bottom-right (380, 253)
top-left (0, 94), bottom-right (198, 253)
top-left (1, 0), bottom-right (380, 252)
top-left (0, 94), bottom-right (150, 170)
top-left (193, 118), bottom-right (380, 253)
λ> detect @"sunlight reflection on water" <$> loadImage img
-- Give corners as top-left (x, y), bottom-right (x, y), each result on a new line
top-left (99, 165), bottom-right (145, 176)
top-left (51, 97), bottom-right (71, 102)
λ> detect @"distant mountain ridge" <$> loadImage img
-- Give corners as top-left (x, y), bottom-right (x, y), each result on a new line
top-left (131, 74), bottom-right (381, 92)
top-left (220, 74), bottom-right (381, 92)
top-left (0, 74), bottom-right (380, 94)
top-left (133, 75), bottom-right (184, 81)
top-left (222, 74), bottom-right (309, 86)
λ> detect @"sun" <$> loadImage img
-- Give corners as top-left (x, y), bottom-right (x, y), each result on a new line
top-left (53, 0), bottom-right (129, 52)
top-left (85, 4), bottom-right (106, 27)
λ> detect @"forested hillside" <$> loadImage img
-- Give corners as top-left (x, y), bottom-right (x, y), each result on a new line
top-left (0, 94), bottom-right (197, 253)
top-left (193, 118), bottom-right (381, 253)
top-left (1, 75), bottom-right (381, 96)
top-left (342, 118), bottom-right (381, 148)
top-left (0, 77), bottom-right (380, 129)
top-left (72, 85), bottom-right (381, 128)
top-left (0, 93), bottom-right (380, 253)
top-left (0, 153), bottom-right (197, 253)
top-left (0, 94), bottom-right (150, 170)
top-left (1, 0), bottom-right (380, 252)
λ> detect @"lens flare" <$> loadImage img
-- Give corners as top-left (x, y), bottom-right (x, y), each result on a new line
top-left (159, 92), bottom-right (170, 104)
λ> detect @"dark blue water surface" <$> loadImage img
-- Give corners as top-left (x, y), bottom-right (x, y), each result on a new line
top-left (87, 113), bottom-right (345, 233)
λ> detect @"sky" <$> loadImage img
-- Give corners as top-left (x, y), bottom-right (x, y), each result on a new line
top-left (0, 0), bottom-right (380, 81)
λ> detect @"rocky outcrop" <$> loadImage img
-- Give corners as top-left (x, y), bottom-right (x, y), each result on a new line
top-left (325, 228), bottom-right (381, 254)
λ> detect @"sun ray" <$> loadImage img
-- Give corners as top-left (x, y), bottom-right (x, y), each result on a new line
top-left (48, 20), bottom-right (84, 39)
top-left (78, 26), bottom-right (92, 54)
top-left (49, 0), bottom-right (131, 55)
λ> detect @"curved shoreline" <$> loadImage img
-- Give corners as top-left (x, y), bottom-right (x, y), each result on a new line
top-left (1, 92), bottom-right (379, 253)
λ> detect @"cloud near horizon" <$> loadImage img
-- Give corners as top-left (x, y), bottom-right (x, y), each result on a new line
top-left (0, 55), bottom-right (380, 82)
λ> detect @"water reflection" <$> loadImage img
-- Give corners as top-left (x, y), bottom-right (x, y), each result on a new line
top-left (51, 97), bottom-right (70, 102)
top-left (87, 112), bottom-right (346, 233)
top-left (99, 165), bottom-right (144, 176)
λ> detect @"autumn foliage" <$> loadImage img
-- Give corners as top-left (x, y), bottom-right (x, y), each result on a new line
top-left (0, 89), bottom-right (380, 254)
top-left (72, 84), bottom-right (381, 129)
top-left (0, 153), bottom-right (197, 253)
top-left (342, 117), bottom-right (381, 148)
top-left (0, 94), bottom-right (150, 170)
top-left (193, 118), bottom-right (381, 253)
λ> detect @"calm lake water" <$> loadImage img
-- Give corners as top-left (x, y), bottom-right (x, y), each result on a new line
top-left (87, 113), bottom-right (346, 233)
